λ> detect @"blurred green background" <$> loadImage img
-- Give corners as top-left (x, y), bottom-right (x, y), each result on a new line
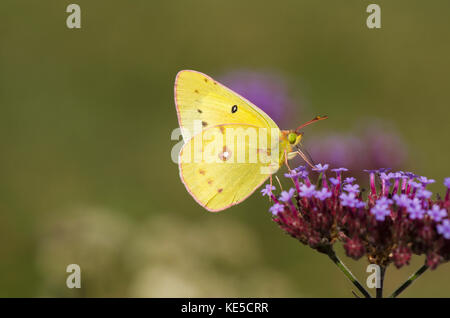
top-left (0, 0), bottom-right (449, 297)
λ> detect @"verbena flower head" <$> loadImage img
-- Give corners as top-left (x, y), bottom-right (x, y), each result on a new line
top-left (265, 165), bottom-right (450, 270)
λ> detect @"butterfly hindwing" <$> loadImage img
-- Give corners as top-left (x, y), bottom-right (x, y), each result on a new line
top-left (178, 124), bottom-right (280, 212)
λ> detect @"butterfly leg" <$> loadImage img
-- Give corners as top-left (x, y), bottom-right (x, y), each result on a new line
top-left (296, 150), bottom-right (314, 168)
top-left (284, 149), bottom-right (292, 171)
top-left (275, 175), bottom-right (283, 192)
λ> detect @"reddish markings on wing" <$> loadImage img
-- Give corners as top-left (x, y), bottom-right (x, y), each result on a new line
top-left (199, 169), bottom-right (206, 175)
top-left (207, 179), bottom-right (213, 185)
top-left (202, 121), bottom-right (208, 127)
top-left (204, 78), bottom-right (208, 83)
top-left (218, 188), bottom-right (223, 193)
top-left (218, 146), bottom-right (232, 162)
top-left (194, 89), bottom-right (199, 93)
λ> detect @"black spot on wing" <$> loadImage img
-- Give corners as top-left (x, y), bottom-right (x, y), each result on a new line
top-left (231, 105), bottom-right (238, 113)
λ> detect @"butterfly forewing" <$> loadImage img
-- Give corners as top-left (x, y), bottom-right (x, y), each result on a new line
top-left (175, 70), bottom-right (279, 142)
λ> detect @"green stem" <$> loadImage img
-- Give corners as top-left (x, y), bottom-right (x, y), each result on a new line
top-left (388, 264), bottom-right (429, 298)
top-left (325, 247), bottom-right (371, 298)
top-left (316, 172), bottom-right (323, 187)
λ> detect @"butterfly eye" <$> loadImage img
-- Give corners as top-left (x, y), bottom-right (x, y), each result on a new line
top-left (288, 133), bottom-right (297, 144)
top-left (231, 105), bottom-right (238, 113)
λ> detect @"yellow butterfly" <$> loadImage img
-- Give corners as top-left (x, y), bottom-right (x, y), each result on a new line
top-left (175, 70), bottom-right (327, 212)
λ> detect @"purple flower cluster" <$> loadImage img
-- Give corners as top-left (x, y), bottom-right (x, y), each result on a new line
top-left (265, 165), bottom-right (450, 270)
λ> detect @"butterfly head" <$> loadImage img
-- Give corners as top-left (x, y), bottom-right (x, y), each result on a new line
top-left (287, 131), bottom-right (303, 146)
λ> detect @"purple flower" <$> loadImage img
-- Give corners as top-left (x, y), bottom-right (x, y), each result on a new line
top-left (299, 170), bottom-right (309, 179)
top-left (380, 172), bottom-right (394, 181)
top-left (428, 205), bottom-right (447, 222)
top-left (266, 162), bottom-right (450, 273)
top-left (391, 172), bottom-right (403, 179)
top-left (343, 184), bottom-right (360, 194)
top-left (409, 181), bottom-right (423, 189)
top-left (284, 170), bottom-right (302, 179)
top-left (404, 172), bottom-right (418, 179)
top-left (313, 163), bottom-right (329, 173)
top-left (371, 204), bottom-right (391, 221)
top-left (407, 199), bottom-right (425, 220)
top-left (408, 208), bottom-right (425, 220)
top-left (332, 168), bottom-right (348, 173)
top-left (354, 201), bottom-right (366, 209)
top-left (344, 177), bottom-right (356, 184)
top-left (329, 177), bottom-right (340, 186)
top-left (314, 188), bottom-right (332, 200)
top-left (416, 189), bottom-right (432, 199)
top-left (418, 176), bottom-right (436, 186)
top-left (444, 177), bottom-right (450, 189)
top-left (269, 203), bottom-right (285, 216)
top-left (261, 184), bottom-right (276, 196)
top-left (285, 167), bottom-right (309, 179)
top-left (299, 184), bottom-right (316, 198)
top-left (364, 169), bottom-right (379, 174)
top-left (393, 194), bottom-right (411, 207)
top-left (437, 220), bottom-right (450, 239)
top-left (376, 197), bottom-right (393, 206)
top-left (279, 188), bottom-right (296, 202)
top-left (340, 192), bottom-right (359, 208)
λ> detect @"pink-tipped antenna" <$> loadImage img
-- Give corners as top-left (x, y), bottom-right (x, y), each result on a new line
top-left (295, 115), bottom-right (328, 134)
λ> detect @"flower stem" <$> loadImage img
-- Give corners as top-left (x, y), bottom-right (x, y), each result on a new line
top-left (388, 264), bottom-right (429, 298)
top-left (325, 247), bottom-right (371, 298)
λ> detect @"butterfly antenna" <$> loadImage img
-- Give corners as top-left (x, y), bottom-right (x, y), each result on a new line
top-left (295, 115), bottom-right (328, 134)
